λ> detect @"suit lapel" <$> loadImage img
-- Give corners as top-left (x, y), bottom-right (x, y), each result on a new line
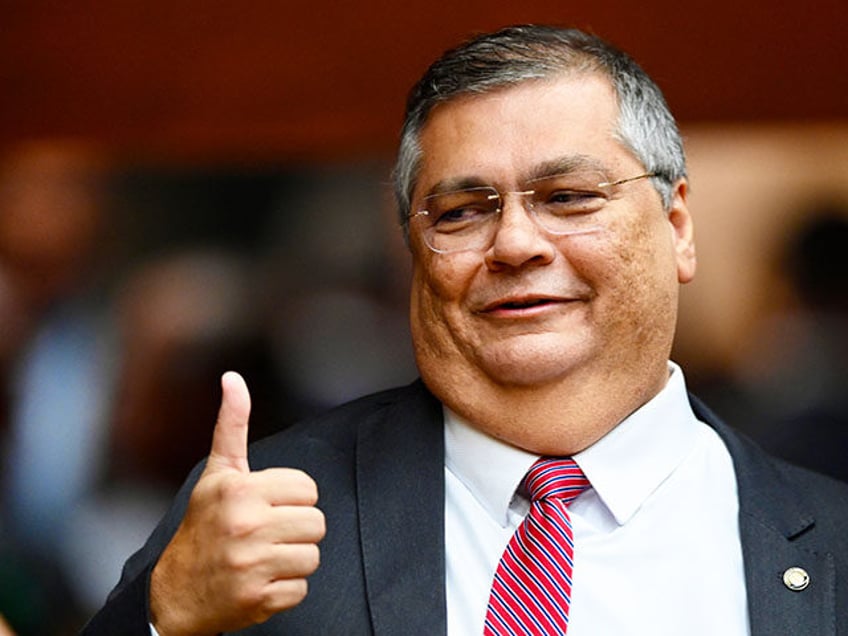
top-left (692, 396), bottom-right (837, 636)
top-left (357, 382), bottom-right (447, 635)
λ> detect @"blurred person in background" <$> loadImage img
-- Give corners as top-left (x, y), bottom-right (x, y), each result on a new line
top-left (83, 26), bottom-right (848, 635)
top-left (0, 146), bottom-right (287, 634)
top-left (263, 165), bottom-right (417, 418)
top-left (0, 142), bottom-right (115, 634)
top-left (726, 204), bottom-right (848, 482)
top-left (61, 249), bottom-right (282, 616)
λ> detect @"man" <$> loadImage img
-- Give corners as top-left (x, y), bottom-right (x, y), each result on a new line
top-left (83, 25), bottom-right (848, 635)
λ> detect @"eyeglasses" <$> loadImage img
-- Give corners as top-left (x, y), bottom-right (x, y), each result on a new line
top-left (408, 171), bottom-right (656, 254)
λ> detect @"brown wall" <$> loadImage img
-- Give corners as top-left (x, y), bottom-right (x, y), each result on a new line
top-left (2, 1), bottom-right (846, 163)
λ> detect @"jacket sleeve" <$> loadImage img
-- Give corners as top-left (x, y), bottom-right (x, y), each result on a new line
top-left (78, 562), bottom-right (156, 636)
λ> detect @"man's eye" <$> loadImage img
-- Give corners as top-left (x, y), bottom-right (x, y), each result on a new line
top-left (434, 205), bottom-right (489, 227)
top-left (544, 189), bottom-right (606, 213)
top-left (549, 189), bottom-right (600, 203)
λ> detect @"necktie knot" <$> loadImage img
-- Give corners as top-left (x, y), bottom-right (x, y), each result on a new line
top-left (523, 457), bottom-right (590, 505)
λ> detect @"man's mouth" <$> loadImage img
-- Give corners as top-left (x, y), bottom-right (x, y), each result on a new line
top-left (480, 295), bottom-right (568, 314)
top-left (497, 298), bottom-right (556, 310)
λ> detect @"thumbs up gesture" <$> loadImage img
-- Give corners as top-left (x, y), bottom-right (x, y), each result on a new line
top-left (150, 372), bottom-right (326, 636)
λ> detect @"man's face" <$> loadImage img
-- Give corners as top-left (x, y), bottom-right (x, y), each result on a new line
top-left (408, 73), bottom-right (696, 400)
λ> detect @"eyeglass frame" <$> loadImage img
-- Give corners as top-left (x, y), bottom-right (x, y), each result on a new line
top-left (406, 171), bottom-right (658, 254)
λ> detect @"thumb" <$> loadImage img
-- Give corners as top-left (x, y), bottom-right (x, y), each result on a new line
top-left (206, 371), bottom-right (252, 474)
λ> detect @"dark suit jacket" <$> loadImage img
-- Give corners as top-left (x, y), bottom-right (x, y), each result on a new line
top-left (82, 380), bottom-right (848, 635)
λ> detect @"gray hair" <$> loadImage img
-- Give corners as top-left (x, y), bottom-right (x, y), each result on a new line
top-left (393, 25), bottom-right (687, 232)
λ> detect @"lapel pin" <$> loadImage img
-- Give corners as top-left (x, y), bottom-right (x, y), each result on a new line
top-left (782, 567), bottom-right (810, 591)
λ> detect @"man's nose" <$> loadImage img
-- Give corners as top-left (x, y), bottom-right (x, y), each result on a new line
top-left (484, 195), bottom-right (556, 270)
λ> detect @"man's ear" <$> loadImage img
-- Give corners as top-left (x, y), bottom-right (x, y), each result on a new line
top-left (668, 179), bottom-right (696, 284)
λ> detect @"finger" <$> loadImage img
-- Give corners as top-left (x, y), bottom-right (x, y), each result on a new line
top-left (207, 371), bottom-right (252, 474)
top-left (260, 506), bottom-right (326, 544)
top-left (250, 468), bottom-right (320, 506)
top-left (251, 578), bottom-right (310, 619)
top-left (221, 576), bottom-right (311, 631)
top-left (266, 543), bottom-right (322, 580)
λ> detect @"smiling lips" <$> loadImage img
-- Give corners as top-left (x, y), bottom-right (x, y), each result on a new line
top-left (478, 295), bottom-right (579, 316)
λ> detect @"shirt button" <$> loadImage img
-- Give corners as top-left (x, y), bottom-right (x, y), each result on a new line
top-left (783, 567), bottom-right (810, 591)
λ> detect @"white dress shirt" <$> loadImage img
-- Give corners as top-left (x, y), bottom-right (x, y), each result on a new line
top-left (445, 362), bottom-right (751, 635)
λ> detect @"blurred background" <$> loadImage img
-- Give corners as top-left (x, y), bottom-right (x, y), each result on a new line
top-left (0, 1), bottom-right (846, 633)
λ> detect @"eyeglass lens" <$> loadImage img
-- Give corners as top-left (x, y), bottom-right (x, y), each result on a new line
top-left (416, 171), bottom-right (621, 253)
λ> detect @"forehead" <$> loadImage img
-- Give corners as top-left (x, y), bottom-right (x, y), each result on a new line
top-left (415, 73), bottom-right (636, 195)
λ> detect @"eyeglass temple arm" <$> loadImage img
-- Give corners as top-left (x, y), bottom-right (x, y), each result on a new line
top-left (596, 172), bottom-right (656, 188)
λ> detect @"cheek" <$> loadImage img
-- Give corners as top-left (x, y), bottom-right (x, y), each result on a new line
top-left (602, 218), bottom-right (681, 337)
top-left (411, 248), bottom-right (479, 307)
top-left (410, 265), bottom-right (442, 334)
top-left (409, 254), bottom-right (476, 345)
top-left (572, 218), bottom-right (675, 316)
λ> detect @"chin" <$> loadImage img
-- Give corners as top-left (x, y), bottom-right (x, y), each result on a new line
top-left (477, 339), bottom-right (590, 388)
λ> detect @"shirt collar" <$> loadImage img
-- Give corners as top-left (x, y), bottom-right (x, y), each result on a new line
top-left (445, 405), bottom-right (538, 527)
top-left (444, 362), bottom-right (701, 527)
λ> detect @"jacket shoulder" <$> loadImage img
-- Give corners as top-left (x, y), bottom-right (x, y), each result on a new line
top-left (691, 393), bottom-right (848, 546)
top-left (247, 379), bottom-right (436, 469)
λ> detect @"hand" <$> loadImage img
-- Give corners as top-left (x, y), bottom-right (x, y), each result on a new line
top-left (150, 372), bottom-right (325, 636)
top-left (0, 614), bottom-right (15, 636)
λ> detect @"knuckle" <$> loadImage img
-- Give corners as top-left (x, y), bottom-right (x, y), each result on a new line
top-left (295, 543), bottom-right (321, 574)
top-left (222, 546), bottom-right (258, 573)
top-left (313, 508), bottom-right (327, 538)
top-left (306, 545), bottom-right (321, 572)
top-left (293, 507), bottom-right (325, 540)
top-left (280, 579), bottom-right (309, 607)
top-left (219, 474), bottom-right (252, 501)
top-left (256, 580), bottom-right (309, 618)
top-left (290, 579), bottom-right (309, 604)
top-left (233, 579), bottom-right (264, 609)
top-left (287, 469), bottom-right (319, 503)
top-left (227, 517), bottom-right (259, 540)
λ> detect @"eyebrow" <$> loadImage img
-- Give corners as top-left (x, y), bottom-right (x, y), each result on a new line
top-left (425, 176), bottom-right (491, 197)
top-left (422, 154), bottom-right (611, 198)
top-left (525, 155), bottom-right (609, 181)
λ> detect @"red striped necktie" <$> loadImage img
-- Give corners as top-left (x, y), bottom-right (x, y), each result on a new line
top-left (484, 457), bottom-right (590, 635)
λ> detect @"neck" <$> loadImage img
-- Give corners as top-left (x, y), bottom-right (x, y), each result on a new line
top-left (421, 359), bottom-right (670, 456)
